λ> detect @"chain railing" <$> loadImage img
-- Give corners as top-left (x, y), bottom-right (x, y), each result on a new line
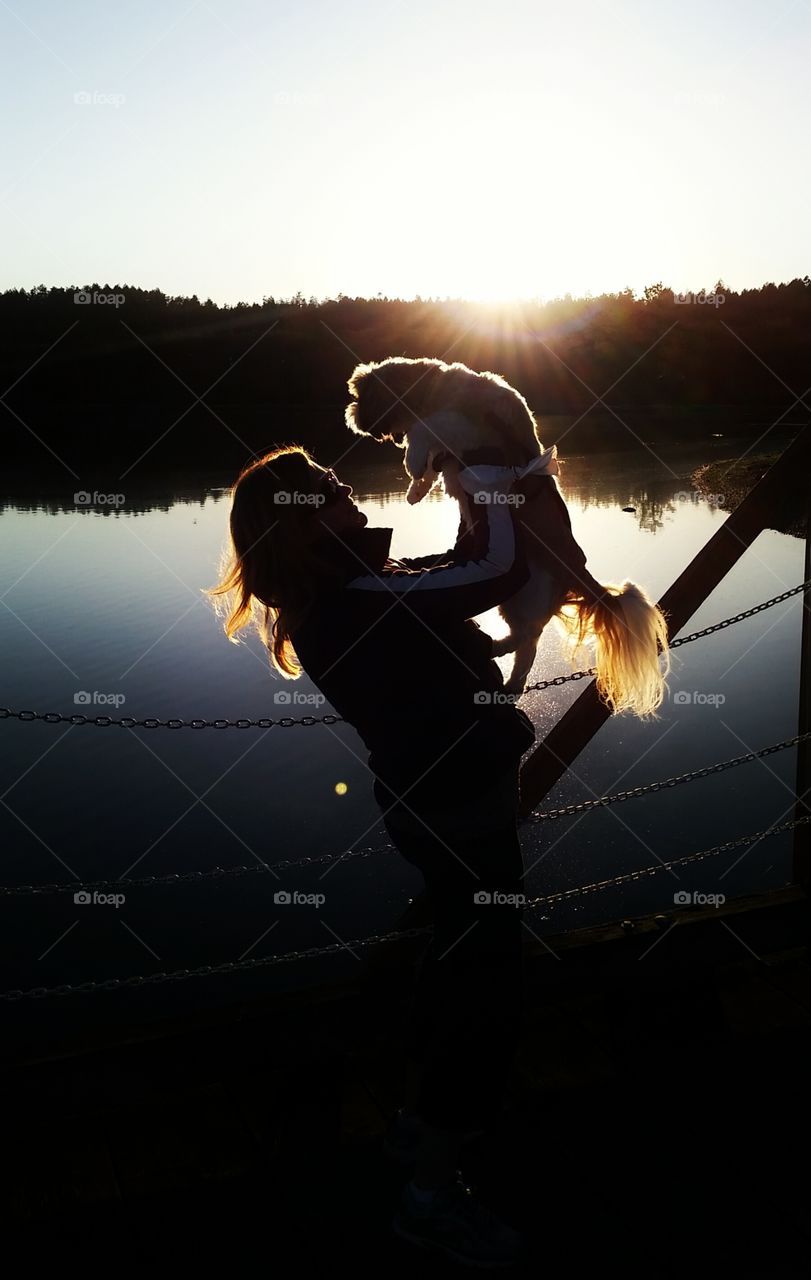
top-left (521, 730), bottom-right (811, 822)
top-left (3, 813), bottom-right (809, 1002)
top-left (2, 580), bottom-right (809, 1002)
top-left (2, 580), bottom-right (808, 731)
top-left (3, 729), bottom-right (809, 898)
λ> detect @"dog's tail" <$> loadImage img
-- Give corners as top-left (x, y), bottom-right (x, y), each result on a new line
top-left (555, 578), bottom-right (671, 719)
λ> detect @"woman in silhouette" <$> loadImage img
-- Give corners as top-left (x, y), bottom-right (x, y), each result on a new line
top-left (209, 443), bottom-right (565, 1265)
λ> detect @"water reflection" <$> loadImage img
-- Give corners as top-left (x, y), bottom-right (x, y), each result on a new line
top-left (1, 431), bottom-right (797, 538)
top-left (0, 433), bottom-right (806, 1035)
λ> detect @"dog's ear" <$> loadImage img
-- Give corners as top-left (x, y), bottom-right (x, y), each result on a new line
top-left (347, 360), bottom-right (375, 398)
top-left (345, 358), bottom-right (410, 444)
top-left (345, 361), bottom-right (375, 437)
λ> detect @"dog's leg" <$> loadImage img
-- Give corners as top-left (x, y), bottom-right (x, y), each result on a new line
top-left (404, 436), bottom-right (434, 506)
top-left (502, 633), bottom-right (542, 697)
top-left (495, 570), bottom-right (565, 697)
top-left (406, 412), bottom-right (480, 505)
top-left (491, 633), bottom-right (519, 657)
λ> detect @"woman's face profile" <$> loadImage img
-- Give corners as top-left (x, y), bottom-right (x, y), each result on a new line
top-left (307, 464), bottom-right (368, 538)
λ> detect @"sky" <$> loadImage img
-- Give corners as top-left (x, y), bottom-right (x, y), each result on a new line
top-left (1, 0), bottom-right (809, 305)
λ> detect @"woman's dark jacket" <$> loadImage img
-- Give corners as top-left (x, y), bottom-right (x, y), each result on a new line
top-left (290, 469), bottom-right (584, 808)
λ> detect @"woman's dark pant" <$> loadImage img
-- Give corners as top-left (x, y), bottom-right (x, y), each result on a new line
top-left (373, 768), bottom-right (526, 1133)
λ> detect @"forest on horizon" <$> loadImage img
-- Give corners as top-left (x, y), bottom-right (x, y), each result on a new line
top-left (2, 276), bottom-right (809, 472)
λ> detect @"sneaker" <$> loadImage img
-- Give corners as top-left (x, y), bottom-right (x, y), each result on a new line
top-left (392, 1172), bottom-right (525, 1268)
top-left (382, 1108), bottom-right (488, 1165)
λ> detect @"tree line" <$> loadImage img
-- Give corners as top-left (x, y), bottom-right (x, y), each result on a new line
top-left (1, 278), bottom-right (809, 469)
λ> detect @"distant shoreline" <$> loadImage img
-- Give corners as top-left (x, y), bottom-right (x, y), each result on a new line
top-left (5, 398), bottom-right (806, 476)
top-left (2, 424), bottom-right (804, 518)
top-left (692, 454), bottom-right (807, 539)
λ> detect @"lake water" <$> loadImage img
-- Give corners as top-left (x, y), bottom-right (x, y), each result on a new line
top-left (1, 431), bottom-right (807, 1044)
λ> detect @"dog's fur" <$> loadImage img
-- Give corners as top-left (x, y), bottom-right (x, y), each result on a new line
top-left (345, 356), bottom-right (670, 716)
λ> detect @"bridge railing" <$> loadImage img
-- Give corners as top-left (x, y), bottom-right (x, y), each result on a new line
top-left (516, 421), bottom-right (811, 899)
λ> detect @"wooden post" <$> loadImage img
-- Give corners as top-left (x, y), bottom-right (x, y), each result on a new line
top-left (518, 422), bottom-right (811, 818)
top-left (793, 508), bottom-right (811, 893)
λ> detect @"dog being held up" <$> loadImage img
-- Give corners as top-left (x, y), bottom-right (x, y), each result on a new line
top-left (345, 355), bottom-right (671, 716)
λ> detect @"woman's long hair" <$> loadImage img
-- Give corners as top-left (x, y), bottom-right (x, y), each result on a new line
top-left (204, 445), bottom-right (341, 678)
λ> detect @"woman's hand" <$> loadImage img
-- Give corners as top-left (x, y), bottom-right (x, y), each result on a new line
top-left (440, 451), bottom-right (519, 511)
top-left (434, 448), bottom-right (511, 474)
top-left (457, 447), bottom-right (511, 468)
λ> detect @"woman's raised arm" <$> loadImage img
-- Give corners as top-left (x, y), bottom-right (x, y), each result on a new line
top-left (344, 464), bottom-right (530, 624)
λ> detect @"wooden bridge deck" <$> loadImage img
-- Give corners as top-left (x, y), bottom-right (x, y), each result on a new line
top-left (4, 889), bottom-right (810, 1276)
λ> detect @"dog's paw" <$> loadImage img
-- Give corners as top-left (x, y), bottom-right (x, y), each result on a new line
top-left (405, 476), bottom-right (434, 505)
top-left (491, 635), bottom-right (519, 657)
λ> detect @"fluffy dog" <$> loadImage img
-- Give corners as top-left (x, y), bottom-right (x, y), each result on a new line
top-left (345, 356), bottom-right (670, 716)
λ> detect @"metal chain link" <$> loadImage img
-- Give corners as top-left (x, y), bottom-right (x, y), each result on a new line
top-left (2, 580), bottom-right (807, 727)
top-left (0, 925), bottom-right (434, 1003)
top-left (519, 730), bottom-right (811, 824)
top-left (0, 842), bottom-right (397, 897)
top-left (3, 814), bottom-right (808, 1001)
top-left (3, 731), bottom-right (809, 897)
top-left (520, 813), bottom-right (811, 909)
top-left (0, 708), bottom-right (346, 729)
